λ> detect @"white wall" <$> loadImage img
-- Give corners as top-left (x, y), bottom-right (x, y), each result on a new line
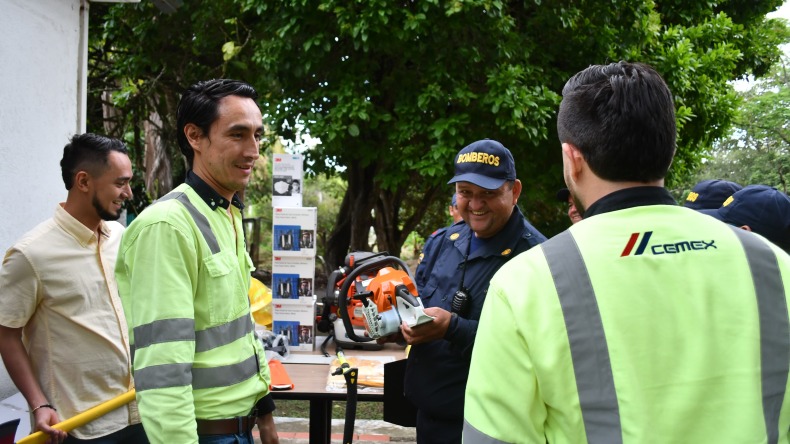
top-left (0, 0), bottom-right (82, 436)
top-left (0, 0), bottom-right (82, 253)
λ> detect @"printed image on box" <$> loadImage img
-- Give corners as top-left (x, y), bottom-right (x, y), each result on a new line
top-left (298, 325), bottom-right (313, 345)
top-left (273, 225), bottom-right (300, 252)
top-left (299, 230), bottom-right (315, 249)
top-left (273, 208), bottom-right (317, 257)
top-left (273, 321), bottom-right (300, 347)
top-left (272, 256), bottom-right (314, 300)
top-left (298, 278), bottom-right (313, 297)
top-left (272, 154), bottom-right (304, 207)
top-left (272, 298), bottom-right (315, 351)
top-left (273, 175), bottom-right (301, 196)
top-left (273, 273), bottom-right (299, 299)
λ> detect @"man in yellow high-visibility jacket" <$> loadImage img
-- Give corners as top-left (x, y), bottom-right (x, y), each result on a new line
top-left (464, 62), bottom-right (790, 444)
top-left (116, 79), bottom-right (277, 444)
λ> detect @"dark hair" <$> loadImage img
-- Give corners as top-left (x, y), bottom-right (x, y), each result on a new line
top-left (176, 79), bottom-right (259, 168)
top-left (60, 133), bottom-right (128, 190)
top-left (557, 61), bottom-right (676, 182)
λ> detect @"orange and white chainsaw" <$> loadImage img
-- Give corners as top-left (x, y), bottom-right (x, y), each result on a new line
top-left (317, 252), bottom-right (433, 348)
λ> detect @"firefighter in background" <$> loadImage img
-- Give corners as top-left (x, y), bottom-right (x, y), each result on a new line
top-left (464, 62), bottom-right (790, 443)
top-left (683, 179), bottom-right (742, 210)
top-left (699, 184), bottom-right (790, 253)
top-left (419, 194), bottom-right (464, 265)
top-left (555, 188), bottom-right (582, 224)
top-left (448, 193), bottom-right (463, 223)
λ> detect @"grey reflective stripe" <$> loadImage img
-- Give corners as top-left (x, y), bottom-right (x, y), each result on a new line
top-left (192, 354), bottom-right (259, 389)
top-left (463, 419), bottom-right (508, 443)
top-left (157, 192), bottom-right (220, 254)
top-left (729, 227), bottom-right (789, 444)
top-left (134, 318), bottom-right (195, 349)
top-left (134, 362), bottom-right (192, 391)
top-left (133, 354), bottom-right (259, 392)
top-left (195, 314), bottom-right (254, 353)
top-left (542, 231), bottom-right (622, 444)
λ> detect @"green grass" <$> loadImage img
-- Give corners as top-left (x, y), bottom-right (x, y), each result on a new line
top-left (275, 400), bottom-right (384, 420)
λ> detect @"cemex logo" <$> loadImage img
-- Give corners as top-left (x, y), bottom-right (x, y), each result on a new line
top-left (620, 231), bottom-right (717, 257)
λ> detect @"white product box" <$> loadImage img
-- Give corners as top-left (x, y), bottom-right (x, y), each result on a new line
top-left (272, 297), bottom-right (315, 352)
top-left (272, 207), bottom-right (317, 257)
top-left (272, 154), bottom-right (303, 207)
top-left (272, 256), bottom-right (316, 300)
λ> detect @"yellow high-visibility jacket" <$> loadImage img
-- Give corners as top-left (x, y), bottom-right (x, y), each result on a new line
top-left (465, 190), bottom-right (790, 444)
top-left (116, 179), bottom-right (272, 444)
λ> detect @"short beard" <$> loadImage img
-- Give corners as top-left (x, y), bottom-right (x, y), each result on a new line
top-left (93, 194), bottom-right (121, 221)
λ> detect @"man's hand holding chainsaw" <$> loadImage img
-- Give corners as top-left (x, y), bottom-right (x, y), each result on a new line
top-left (376, 307), bottom-right (452, 345)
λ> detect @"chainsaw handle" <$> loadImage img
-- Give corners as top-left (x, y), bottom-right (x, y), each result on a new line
top-left (337, 255), bottom-right (414, 342)
top-left (395, 284), bottom-right (420, 307)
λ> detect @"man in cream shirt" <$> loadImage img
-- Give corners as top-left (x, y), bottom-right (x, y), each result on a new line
top-left (0, 133), bottom-right (147, 443)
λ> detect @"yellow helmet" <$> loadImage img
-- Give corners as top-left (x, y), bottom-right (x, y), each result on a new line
top-left (249, 277), bottom-right (273, 329)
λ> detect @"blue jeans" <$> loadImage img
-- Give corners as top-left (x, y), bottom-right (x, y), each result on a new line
top-left (198, 430), bottom-right (254, 444)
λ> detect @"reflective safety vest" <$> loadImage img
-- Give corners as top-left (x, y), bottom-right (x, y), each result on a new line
top-left (116, 184), bottom-right (270, 444)
top-left (464, 205), bottom-right (790, 444)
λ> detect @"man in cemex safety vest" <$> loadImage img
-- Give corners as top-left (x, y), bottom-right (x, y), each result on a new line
top-left (463, 62), bottom-right (790, 444)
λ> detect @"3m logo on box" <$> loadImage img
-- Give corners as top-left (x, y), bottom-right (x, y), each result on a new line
top-left (621, 231), bottom-right (717, 257)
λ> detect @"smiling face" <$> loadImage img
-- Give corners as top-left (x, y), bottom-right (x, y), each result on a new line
top-left (187, 95), bottom-right (263, 200)
top-left (455, 179), bottom-right (521, 238)
top-left (89, 151), bottom-right (133, 221)
top-left (566, 193), bottom-right (583, 224)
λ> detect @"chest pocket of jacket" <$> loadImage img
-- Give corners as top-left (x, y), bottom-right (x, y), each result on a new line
top-left (162, 191), bottom-right (249, 325)
top-left (203, 252), bottom-right (247, 324)
top-left (418, 280), bottom-right (440, 308)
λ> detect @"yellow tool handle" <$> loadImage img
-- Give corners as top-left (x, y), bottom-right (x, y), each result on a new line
top-left (336, 350), bottom-right (349, 367)
top-left (17, 390), bottom-right (136, 444)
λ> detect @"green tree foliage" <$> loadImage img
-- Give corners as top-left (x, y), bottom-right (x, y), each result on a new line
top-left (682, 53), bottom-right (790, 195)
top-left (236, 0), bottom-right (788, 267)
top-left (88, 0), bottom-right (789, 269)
top-left (87, 1), bottom-right (268, 194)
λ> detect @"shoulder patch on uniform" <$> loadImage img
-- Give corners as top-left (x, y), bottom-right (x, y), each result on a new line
top-left (450, 233), bottom-right (460, 240)
top-left (429, 226), bottom-right (447, 239)
top-left (418, 252), bottom-right (424, 265)
top-left (501, 248), bottom-right (512, 256)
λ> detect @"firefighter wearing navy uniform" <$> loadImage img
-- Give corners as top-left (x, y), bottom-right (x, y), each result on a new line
top-left (464, 62), bottom-right (790, 444)
top-left (401, 139), bottom-right (547, 443)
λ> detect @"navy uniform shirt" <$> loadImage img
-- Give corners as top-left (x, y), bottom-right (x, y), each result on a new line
top-left (405, 205), bottom-right (546, 420)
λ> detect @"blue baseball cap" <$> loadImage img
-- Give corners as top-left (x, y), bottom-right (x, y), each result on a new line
top-left (699, 185), bottom-right (790, 251)
top-left (683, 179), bottom-right (742, 210)
top-left (556, 188), bottom-right (571, 202)
top-left (447, 139), bottom-right (516, 190)
top-left (451, 194), bottom-right (457, 206)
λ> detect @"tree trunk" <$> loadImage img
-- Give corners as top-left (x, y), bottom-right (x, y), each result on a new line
top-left (374, 183), bottom-right (442, 257)
top-left (325, 160), bottom-right (379, 271)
